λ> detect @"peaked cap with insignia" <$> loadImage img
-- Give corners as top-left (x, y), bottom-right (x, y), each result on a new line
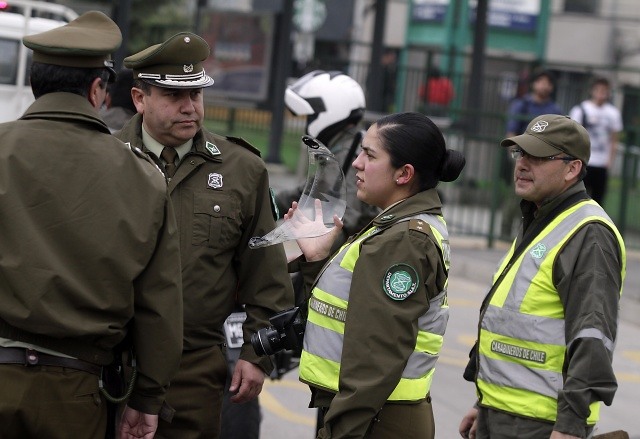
top-left (22, 11), bottom-right (122, 82)
top-left (124, 32), bottom-right (214, 89)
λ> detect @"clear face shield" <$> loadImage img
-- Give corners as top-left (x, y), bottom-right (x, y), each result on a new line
top-left (248, 135), bottom-right (346, 249)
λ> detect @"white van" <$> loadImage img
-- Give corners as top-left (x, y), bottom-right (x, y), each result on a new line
top-left (0, 0), bottom-right (77, 123)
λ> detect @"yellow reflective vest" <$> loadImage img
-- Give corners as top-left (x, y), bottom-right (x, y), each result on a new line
top-left (477, 200), bottom-right (626, 424)
top-left (299, 213), bottom-right (450, 402)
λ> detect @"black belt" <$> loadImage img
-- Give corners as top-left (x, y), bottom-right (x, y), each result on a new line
top-left (0, 346), bottom-right (101, 376)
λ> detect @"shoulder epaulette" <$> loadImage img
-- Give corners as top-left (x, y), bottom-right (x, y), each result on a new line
top-left (408, 218), bottom-right (431, 235)
top-left (227, 136), bottom-right (261, 157)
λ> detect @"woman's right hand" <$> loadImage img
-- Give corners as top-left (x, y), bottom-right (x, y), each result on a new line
top-left (284, 199), bottom-right (343, 262)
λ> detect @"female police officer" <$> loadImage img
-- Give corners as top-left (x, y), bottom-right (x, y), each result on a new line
top-left (286, 112), bottom-right (466, 438)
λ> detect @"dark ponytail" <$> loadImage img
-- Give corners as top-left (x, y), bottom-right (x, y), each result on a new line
top-left (375, 112), bottom-right (465, 190)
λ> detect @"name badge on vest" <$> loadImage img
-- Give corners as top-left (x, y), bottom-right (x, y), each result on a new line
top-left (208, 173), bottom-right (223, 189)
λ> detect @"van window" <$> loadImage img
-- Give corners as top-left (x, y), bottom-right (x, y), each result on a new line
top-left (0, 37), bottom-right (19, 85)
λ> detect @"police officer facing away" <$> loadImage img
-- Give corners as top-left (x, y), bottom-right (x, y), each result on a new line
top-left (0, 12), bottom-right (183, 439)
top-left (116, 32), bottom-right (294, 438)
top-left (459, 115), bottom-right (626, 439)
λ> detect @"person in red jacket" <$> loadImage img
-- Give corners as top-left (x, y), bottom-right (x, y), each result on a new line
top-left (419, 67), bottom-right (454, 116)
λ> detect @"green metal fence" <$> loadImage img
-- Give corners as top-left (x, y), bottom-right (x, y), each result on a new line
top-left (203, 62), bottom-right (640, 249)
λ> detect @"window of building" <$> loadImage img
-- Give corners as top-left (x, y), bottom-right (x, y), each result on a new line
top-left (564, 0), bottom-right (600, 14)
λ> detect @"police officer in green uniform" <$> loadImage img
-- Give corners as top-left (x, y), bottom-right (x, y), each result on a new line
top-left (286, 112), bottom-right (466, 438)
top-left (459, 115), bottom-right (626, 439)
top-left (115, 32), bottom-right (294, 438)
top-left (0, 11), bottom-right (183, 439)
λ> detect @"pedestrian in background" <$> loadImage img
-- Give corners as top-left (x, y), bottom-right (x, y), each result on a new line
top-left (569, 77), bottom-right (623, 206)
top-left (288, 112), bottom-right (466, 438)
top-left (418, 66), bottom-right (454, 116)
top-left (116, 32), bottom-right (294, 438)
top-left (500, 69), bottom-right (563, 240)
top-left (0, 11), bottom-right (183, 439)
top-left (459, 115), bottom-right (626, 439)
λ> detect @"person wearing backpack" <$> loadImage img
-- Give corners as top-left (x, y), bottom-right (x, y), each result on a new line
top-left (569, 77), bottom-right (623, 206)
top-left (500, 70), bottom-right (563, 240)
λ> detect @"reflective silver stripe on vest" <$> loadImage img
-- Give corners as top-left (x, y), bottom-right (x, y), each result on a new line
top-left (303, 321), bottom-right (343, 363)
top-left (482, 203), bottom-right (611, 342)
top-left (418, 290), bottom-right (449, 335)
top-left (479, 356), bottom-right (562, 399)
top-left (482, 305), bottom-right (565, 345)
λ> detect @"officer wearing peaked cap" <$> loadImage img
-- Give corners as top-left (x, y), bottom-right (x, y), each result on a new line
top-left (0, 10), bottom-right (183, 439)
top-left (115, 32), bottom-right (293, 439)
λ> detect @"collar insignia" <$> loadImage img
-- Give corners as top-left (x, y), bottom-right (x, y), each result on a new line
top-left (205, 141), bottom-right (221, 156)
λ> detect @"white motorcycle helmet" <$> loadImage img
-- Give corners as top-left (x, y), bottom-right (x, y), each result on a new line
top-left (285, 70), bottom-right (366, 144)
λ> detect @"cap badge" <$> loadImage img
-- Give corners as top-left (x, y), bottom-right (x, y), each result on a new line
top-left (208, 173), bottom-right (223, 189)
top-left (531, 120), bottom-right (549, 133)
top-left (184, 64), bottom-right (194, 73)
top-left (184, 36), bottom-right (191, 43)
top-left (205, 141), bottom-right (221, 156)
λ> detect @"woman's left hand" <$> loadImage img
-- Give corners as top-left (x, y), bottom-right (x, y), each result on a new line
top-left (284, 199), bottom-right (343, 262)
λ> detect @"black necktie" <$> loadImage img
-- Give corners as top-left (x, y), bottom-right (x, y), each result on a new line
top-left (160, 147), bottom-right (178, 178)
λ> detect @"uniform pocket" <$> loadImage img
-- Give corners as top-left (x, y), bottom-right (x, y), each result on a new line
top-left (192, 192), bottom-right (241, 248)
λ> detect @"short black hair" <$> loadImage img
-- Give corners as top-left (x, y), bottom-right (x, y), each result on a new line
top-left (108, 69), bottom-right (136, 113)
top-left (132, 78), bottom-right (153, 95)
top-left (30, 62), bottom-right (109, 99)
top-left (591, 76), bottom-right (610, 89)
top-left (530, 69), bottom-right (556, 86)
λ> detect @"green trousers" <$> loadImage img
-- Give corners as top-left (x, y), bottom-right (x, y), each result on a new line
top-left (155, 345), bottom-right (227, 439)
top-left (476, 407), bottom-right (594, 438)
top-left (0, 364), bottom-right (106, 439)
top-left (367, 397), bottom-right (435, 439)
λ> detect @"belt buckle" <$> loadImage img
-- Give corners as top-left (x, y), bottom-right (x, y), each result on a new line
top-left (25, 349), bottom-right (39, 366)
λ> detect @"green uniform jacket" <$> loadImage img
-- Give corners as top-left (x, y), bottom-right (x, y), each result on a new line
top-left (0, 93), bottom-right (183, 414)
top-left (295, 189), bottom-right (449, 438)
top-left (116, 114), bottom-right (293, 373)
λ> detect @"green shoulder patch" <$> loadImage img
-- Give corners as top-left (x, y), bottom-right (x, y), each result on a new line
top-left (382, 264), bottom-right (419, 301)
top-left (227, 136), bottom-right (261, 157)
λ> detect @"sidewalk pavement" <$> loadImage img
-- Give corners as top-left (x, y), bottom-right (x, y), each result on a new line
top-left (266, 163), bottom-right (640, 327)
